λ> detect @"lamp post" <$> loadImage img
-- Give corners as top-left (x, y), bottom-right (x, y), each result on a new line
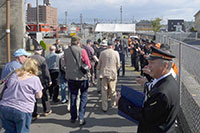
top-left (6, 0), bottom-right (11, 62)
top-left (36, 0), bottom-right (39, 32)
top-left (65, 11), bottom-right (67, 26)
top-left (120, 5), bottom-right (122, 24)
top-left (80, 13), bottom-right (83, 37)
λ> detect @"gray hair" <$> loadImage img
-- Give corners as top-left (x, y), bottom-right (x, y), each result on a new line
top-left (49, 45), bottom-right (56, 51)
top-left (159, 59), bottom-right (172, 70)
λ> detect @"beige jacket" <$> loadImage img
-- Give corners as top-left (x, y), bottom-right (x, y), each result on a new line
top-left (97, 48), bottom-right (120, 80)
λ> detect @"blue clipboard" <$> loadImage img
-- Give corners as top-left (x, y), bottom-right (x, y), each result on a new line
top-left (118, 85), bottom-right (144, 124)
top-left (121, 85), bottom-right (144, 107)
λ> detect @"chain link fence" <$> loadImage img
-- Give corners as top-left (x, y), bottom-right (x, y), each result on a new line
top-left (156, 32), bottom-right (199, 43)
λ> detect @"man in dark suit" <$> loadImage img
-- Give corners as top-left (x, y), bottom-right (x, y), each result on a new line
top-left (118, 46), bottom-right (179, 133)
top-left (115, 37), bottom-right (128, 76)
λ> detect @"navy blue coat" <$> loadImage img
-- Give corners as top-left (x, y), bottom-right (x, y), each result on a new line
top-left (118, 75), bottom-right (179, 133)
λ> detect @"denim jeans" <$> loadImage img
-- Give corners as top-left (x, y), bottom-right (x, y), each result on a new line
top-left (68, 80), bottom-right (88, 121)
top-left (118, 53), bottom-right (125, 76)
top-left (60, 73), bottom-right (67, 101)
top-left (0, 105), bottom-right (32, 133)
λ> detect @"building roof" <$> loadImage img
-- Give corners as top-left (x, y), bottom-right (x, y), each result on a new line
top-left (194, 10), bottom-right (200, 17)
top-left (95, 24), bottom-right (136, 33)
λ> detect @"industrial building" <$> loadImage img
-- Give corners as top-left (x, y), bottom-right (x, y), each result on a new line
top-left (27, 3), bottom-right (58, 28)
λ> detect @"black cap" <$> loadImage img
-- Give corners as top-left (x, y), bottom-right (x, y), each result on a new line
top-left (141, 39), bottom-right (146, 42)
top-left (115, 38), bottom-right (120, 41)
top-left (86, 39), bottom-right (92, 44)
top-left (151, 40), bottom-right (156, 44)
top-left (94, 41), bottom-right (99, 45)
top-left (147, 46), bottom-right (175, 61)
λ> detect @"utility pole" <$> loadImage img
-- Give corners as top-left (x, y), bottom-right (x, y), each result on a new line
top-left (80, 13), bottom-right (83, 37)
top-left (94, 18), bottom-right (96, 25)
top-left (120, 5), bottom-right (122, 24)
top-left (6, 0), bottom-right (11, 62)
top-left (65, 11), bottom-right (67, 26)
top-left (36, 0), bottom-right (39, 32)
top-left (94, 18), bottom-right (98, 33)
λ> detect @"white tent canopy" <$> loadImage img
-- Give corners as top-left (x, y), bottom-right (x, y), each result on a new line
top-left (95, 24), bottom-right (136, 33)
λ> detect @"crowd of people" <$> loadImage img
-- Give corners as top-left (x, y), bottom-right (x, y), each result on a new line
top-left (0, 35), bottom-right (179, 133)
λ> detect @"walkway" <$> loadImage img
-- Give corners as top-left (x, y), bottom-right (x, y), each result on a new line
top-left (30, 56), bottom-right (142, 133)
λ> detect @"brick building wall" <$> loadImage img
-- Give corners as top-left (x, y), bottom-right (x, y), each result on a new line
top-left (27, 3), bottom-right (58, 28)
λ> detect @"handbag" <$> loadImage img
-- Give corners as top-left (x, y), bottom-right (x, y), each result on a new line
top-left (80, 63), bottom-right (90, 74)
top-left (69, 46), bottom-right (90, 75)
top-left (0, 70), bottom-right (15, 100)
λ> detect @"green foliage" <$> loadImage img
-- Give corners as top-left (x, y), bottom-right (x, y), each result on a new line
top-left (190, 27), bottom-right (196, 32)
top-left (151, 18), bottom-right (162, 33)
top-left (40, 40), bottom-right (47, 51)
top-left (97, 38), bottom-right (101, 44)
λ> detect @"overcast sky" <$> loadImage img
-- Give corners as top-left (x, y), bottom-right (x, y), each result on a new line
top-left (25, 0), bottom-right (200, 24)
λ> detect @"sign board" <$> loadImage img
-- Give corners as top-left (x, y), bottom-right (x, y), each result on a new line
top-left (70, 33), bottom-right (76, 36)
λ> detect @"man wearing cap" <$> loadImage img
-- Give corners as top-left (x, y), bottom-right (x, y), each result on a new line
top-left (1, 49), bottom-right (31, 79)
top-left (115, 37), bottom-right (128, 76)
top-left (131, 38), bottom-right (140, 71)
top-left (92, 41), bottom-right (100, 81)
top-left (97, 40), bottom-right (120, 112)
top-left (118, 47), bottom-right (179, 133)
top-left (31, 45), bottom-right (52, 120)
top-left (139, 39), bottom-right (153, 81)
top-left (83, 39), bottom-right (98, 86)
top-left (96, 40), bottom-right (108, 93)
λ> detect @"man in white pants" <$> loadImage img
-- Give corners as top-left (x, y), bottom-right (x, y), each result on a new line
top-left (97, 40), bottom-right (120, 112)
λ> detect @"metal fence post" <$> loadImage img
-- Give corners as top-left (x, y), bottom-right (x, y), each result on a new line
top-left (179, 42), bottom-right (182, 106)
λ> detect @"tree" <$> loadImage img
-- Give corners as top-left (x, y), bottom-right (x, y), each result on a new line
top-left (190, 27), bottom-right (196, 32)
top-left (151, 18), bottom-right (162, 33)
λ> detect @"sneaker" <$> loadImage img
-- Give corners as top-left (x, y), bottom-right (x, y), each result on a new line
top-left (61, 99), bottom-right (68, 104)
top-left (79, 119), bottom-right (86, 126)
top-left (49, 96), bottom-right (52, 100)
top-left (0, 127), bottom-right (5, 132)
top-left (70, 119), bottom-right (76, 123)
top-left (53, 99), bottom-right (60, 103)
top-left (102, 109), bottom-right (107, 113)
top-left (32, 114), bottom-right (40, 121)
top-left (44, 110), bottom-right (52, 116)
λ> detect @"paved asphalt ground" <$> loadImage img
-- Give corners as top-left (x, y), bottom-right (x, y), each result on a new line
top-left (30, 56), bottom-right (143, 133)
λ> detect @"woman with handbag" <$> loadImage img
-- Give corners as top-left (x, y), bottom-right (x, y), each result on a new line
top-left (0, 58), bottom-right (43, 133)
